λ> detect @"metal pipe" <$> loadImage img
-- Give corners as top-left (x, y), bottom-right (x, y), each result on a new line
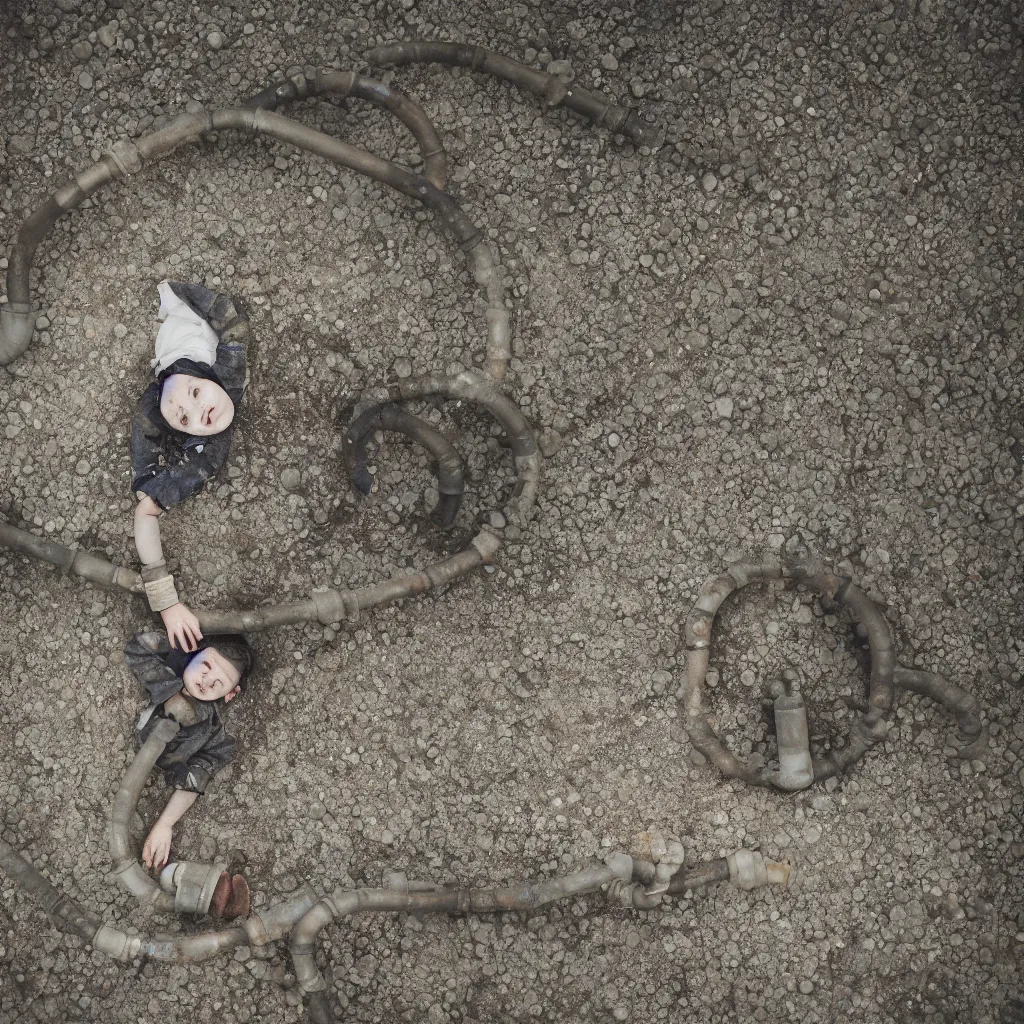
top-left (1, 113), bottom-right (208, 364)
top-left (0, 836), bottom-right (101, 944)
top-left (0, 520), bottom-right (142, 593)
top-left (193, 529), bottom-right (500, 633)
top-left (343, 403), bottom-right (465, 529)
top-left (2, 105), bottom-right (504, 375)
top-left (366, 40), bottom-right (660, 149)
top-left (109, 716), bottom-right (178, 911)
top-left (1, 832), bottom-right (321, 964)
top-left (244, 68), bottom-right (447, 189)
top-left (382, 368), bottom-right (542, 522)
top-left (679, 559), bottom-right (910, 790)
top-left (893, 666), bottom-right (985, 748)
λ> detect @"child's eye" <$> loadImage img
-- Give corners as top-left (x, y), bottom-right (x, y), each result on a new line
top-left (192, 387), bottom-right (199, 398)
top-left (180, 414), bottom-right (188, 426)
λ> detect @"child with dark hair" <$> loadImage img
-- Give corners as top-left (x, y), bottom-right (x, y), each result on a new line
top-left (125, 630), bottom-right (253, 904)
top-left (131, 280), bottom-right (249, 652)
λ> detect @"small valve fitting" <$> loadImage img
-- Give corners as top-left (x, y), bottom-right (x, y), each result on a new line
top-left (773, 691), bottom-right (814, 791)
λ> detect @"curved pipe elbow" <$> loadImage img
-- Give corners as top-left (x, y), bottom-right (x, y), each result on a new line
top-left (0, 304), bottom-right (35, 365)
top-left (291, 899), bottom-right (336, 950)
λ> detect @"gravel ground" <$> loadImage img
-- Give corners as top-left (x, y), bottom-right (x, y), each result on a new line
top-left (1, 1), bottom-right (1023, 1022)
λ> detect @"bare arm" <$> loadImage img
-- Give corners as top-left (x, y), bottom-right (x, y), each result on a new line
top-left (134, 493), bottom-right (164, 564)
top-left (142, 789), bottom-right (199, 872)
top-left (135, 493), bottom-right (203, 651)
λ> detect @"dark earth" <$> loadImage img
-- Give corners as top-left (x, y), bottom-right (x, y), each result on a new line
top-left (1, 1), bottom-right (1022, 1022)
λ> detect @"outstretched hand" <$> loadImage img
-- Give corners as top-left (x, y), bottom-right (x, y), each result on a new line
top-left (142, 822), bottom-right (173, 872)
top-left (161, 602), bottom-right (203, 652)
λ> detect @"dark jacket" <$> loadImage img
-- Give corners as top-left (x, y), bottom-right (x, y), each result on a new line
top-left (130, 282), bottom-right (247, 511)
top-left (126, 631), bottom-right (237, 795)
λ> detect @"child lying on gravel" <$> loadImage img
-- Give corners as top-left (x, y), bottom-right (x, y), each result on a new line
top-left (131, 280), bottom-right (248, 652)
top-left (125, 629), bottom-right (252, 918)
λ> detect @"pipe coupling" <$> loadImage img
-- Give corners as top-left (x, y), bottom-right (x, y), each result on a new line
top-left (163, 693), bottom-right (199, 727)
top-left (470, 529), bottom-right (503, 562)
top-left (92, 924), bottom-right (144, 960)
top-left (726, 849), bottom-right (767, 890)
top-left (0, 304), bottom-right (36, 365)
top-left (726, 849), bottom-right (794, 890)
top-left (107, 139), bottom-right (143, 176)
top-left (160, 861), bottom-right (225, 916)
top-left (312, 588), bottom-right (360, 625)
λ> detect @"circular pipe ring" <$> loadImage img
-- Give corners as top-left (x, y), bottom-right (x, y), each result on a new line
top-left (678, 559), bottom-right (896, 789)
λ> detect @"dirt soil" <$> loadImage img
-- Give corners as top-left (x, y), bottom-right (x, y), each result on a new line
top-left (1, 1), bottom-right (1022, 1022)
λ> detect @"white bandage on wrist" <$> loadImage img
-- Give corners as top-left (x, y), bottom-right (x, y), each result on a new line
top-left (144, 574), bottom-right (179, 613)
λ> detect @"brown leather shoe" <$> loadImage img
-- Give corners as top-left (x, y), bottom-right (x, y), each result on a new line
top-left (209, 871), bottom-right (251, 920)
top-left (222, 873), bottom-right (251, 920)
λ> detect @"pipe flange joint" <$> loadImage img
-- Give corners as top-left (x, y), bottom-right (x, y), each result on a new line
top-left (244, 908), bottom-right (270, 946)
top-left (106, 139), bottom-right (143, 176)
top-left (470, 529), bottom-right (502, 563)
top-left (93, 924), bottom-right (143, 960)
top-left (605, 878), bottom-right (640, 909)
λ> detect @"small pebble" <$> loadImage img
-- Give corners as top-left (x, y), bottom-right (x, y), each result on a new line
top-left (280, 467), bottom-right (302, 492)
top-left (701, 172), bottom-right (718, 192)
top-left (207, 31), bottom-right (226, 50)
top-left (75, 459), bottom-right (90, 476)
top-left (79, 72), bottom-right (93, 90)
top-left (72, 41), bottom-right (93, 60)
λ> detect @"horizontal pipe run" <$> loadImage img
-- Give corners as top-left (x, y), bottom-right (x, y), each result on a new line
top-left (0, 521), bottom-right (145, 593)
top-left (366, 40), bottom-right (659, 148)
top-left (193, 529), bottom-right (501, 634)
top-left (1, 833), bottom-right (323, 964)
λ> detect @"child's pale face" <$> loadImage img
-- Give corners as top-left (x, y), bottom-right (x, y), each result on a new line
top-left (182, 647), bottom-right (241, 703)
top-left (160, 373), bottom-right (235, 436)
